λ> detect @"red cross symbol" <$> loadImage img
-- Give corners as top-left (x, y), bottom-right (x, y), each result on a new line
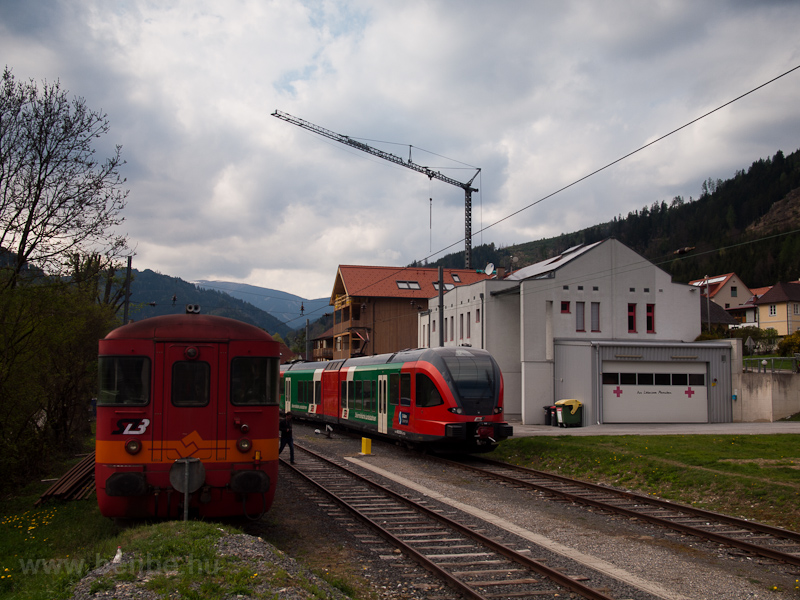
top-left (685, 387), bottom-right (695, 398)
top-left (613, 386), bottom-right (623, 397)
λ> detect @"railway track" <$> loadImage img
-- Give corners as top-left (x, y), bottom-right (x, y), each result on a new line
top-left (436, 454), bottom-right (800, 568)
top-left (284, 442), bottom-right (648, 600)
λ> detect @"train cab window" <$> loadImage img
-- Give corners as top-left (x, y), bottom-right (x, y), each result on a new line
top-left (98, 357), bottom-right (150, 405)
top-left (172, 361), bottom-right (210, 406)
top-left (231, 357), bottom-right (280, 405)
top-left (416, 373), bottom-right (443, 407)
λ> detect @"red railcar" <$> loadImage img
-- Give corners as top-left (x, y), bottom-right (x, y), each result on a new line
top-left (95, 311), bottom-right (280, 519)
top-left (281, 347), bottom-right (513, 453)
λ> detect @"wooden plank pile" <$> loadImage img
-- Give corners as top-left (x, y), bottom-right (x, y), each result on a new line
top-left (35, 452), bottom-right (96, 506)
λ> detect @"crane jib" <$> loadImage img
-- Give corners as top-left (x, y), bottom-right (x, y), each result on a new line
top-left (272, 109), bottom-right (480, 269)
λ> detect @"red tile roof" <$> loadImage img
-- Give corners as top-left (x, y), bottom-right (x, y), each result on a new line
top-left (331, 265), bottom-right (492, 302)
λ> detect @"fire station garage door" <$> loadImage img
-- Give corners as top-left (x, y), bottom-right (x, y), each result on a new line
top-left (602, 361), bottom-right (708, 423)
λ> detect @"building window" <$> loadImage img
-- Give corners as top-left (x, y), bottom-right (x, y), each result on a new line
top-left (476, 308), bottom-right (481, 323)
top-left (731, 286), bottom-right (738, 298)
top-left (628, 304), bottom-right (637, 333)
top-left (452, 273), bottom-right (461, 282)
top-left (467, 312), bottom-right (471, 338)
top-left (794, 304), bottom-right (799, 316)
top-left (576, 302), bottom-right (585, 332)
top-left (591, 302), bottom-right (600, 332)
top-left (432, 319), bottom-right (436, 332)
top-left (433, 282), bottom-right (455, 291)
top-left (396, 280), bottom-right (421, 289)
top-left (459, 314), bottom-right (464, 339)
top-left (561, 301), bottom-right (570, 314)
top-left (646, 304), bottom-right (655, 333)
top-left (443, 318), bottom-right (447, 340)
top-left (450, 316), bottom-right (454, 341)
top-left (769, 304), bottom-right (777, 317)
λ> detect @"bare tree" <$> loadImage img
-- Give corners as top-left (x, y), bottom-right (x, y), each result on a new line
top-left (0, 66), bottom-right (128, 288)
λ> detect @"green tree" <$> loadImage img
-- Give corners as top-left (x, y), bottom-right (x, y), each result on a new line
top-left (0, 280), bottom-right (117, 485)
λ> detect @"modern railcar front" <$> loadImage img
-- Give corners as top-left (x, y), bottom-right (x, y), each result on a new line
top-left (281, 347), bottom-right (512, 452)
top-left (95, 312), bottom-right (281, 519)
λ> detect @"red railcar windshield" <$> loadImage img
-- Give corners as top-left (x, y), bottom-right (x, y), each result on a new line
top-left (441, 352), bottom-right (497, 400)
top-left (98, 356), bottom-right (150, 406)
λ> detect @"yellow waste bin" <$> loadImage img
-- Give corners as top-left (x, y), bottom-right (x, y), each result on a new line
top-left (555, 399), bottom-right (583, 427)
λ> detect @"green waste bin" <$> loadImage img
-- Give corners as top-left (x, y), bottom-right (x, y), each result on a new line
top-left (555, 399), bottom-right (582, 427)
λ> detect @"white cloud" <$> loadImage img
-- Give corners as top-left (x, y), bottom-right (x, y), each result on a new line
top-left (1, 0), bottom-right (799, 299)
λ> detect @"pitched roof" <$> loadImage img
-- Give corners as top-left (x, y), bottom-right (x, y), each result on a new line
top-left (331, 265), bottom-right (492, 302)
top-left (700, 296), bottom-right (737, 325)
top-left (687, 273), bottom-right (744, 298)
top-left (505, 240), bottom-right (605, 281)
top-left (753, 282), bottom-right (800, 305)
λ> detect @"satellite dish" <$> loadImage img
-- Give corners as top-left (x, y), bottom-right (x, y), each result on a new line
top-left (485, 263), bottom-right (495, 276)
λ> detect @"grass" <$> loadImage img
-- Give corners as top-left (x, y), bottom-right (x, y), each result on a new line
top-left (488, 433), bottom-right (800, 531)
top-left (3, 432), bottom-right (800, 598)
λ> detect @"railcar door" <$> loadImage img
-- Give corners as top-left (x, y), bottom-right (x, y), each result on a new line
top-left (160, 343), bottom-right (221, 461)
top-left (377, 374), bottom-right (388, 434)
top-left (284, 377), bottom-right (292, 414)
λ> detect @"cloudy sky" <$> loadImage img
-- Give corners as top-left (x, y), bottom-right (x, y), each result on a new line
top-left (2, 1), bottom-right (799, 300)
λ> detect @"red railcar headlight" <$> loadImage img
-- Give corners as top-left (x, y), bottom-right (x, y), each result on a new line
top-left (237, 438), bottom-right (252, 453)
top-left (125, 439), bottom-right (142, 455)
top-left (448, 407), bottom-right (463, 415)
top-left (493, 407), bottom-right (503, 414)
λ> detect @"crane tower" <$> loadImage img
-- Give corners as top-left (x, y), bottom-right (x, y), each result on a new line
top-left (272, 110), bottom-right (480, 269)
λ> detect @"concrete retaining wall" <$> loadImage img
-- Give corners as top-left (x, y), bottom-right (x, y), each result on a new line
top-left (736, 371), bottom-right (800, 422)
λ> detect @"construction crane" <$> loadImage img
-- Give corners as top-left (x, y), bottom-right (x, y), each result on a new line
top-left (272, 110), bottom-right (480, 269)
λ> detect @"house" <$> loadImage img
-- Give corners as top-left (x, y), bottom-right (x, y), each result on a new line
top-left (419, 239), bottom-right (734, 425)
top-left (311, 327), bottom-right (334, 361)
top-left (330, 265), bottom-right (491, 360)
top-left (688, 273), bottom-right (752, 309)
top-left (753, 282), bottom-right (800, 336)
top-left (727, 286), bottom-right (771, 328)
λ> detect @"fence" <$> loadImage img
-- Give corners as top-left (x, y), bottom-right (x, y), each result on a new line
top-left (742, 355), bottom-right (800, 373)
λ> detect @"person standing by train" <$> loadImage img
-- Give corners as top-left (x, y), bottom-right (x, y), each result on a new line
top-left (279, 412), bottom-right (295, 463)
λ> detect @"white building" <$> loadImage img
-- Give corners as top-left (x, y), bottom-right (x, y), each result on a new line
top-left (419, 239), bottom-right (734, 425)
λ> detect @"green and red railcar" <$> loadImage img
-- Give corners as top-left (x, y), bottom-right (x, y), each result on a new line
top-left (281, 347), bottom-right (512, 452)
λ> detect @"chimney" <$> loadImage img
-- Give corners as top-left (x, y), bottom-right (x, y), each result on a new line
top-left (496, 267), bottom-right (506, 279)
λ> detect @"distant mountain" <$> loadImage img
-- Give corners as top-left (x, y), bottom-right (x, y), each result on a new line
top-left (194, 280), bottom-right (330, 330)
top-left (126, 270), bottom-right (292, 337)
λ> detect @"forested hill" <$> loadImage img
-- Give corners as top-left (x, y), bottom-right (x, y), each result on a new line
top-left (432, 148), bottom-right (800, 289)
top-left (126, 269), bottom-right (292, 337)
